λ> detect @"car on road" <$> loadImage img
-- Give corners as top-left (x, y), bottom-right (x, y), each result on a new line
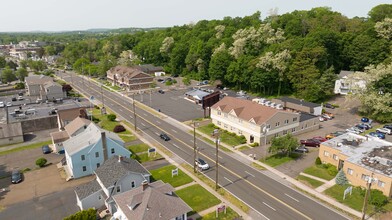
top-left (6, 102), bottom-right (12, 107)
top-left (323, 103), bottom-right (335, 109)
top-left (159, 133), bottom-right (170, 141)
top-left (195, 158), bottom-right (209, 170)
top-left (294, 146), bottom-right (309, 153)
top-left (11, 170), bottom-right (22, 184)
top-left (158, 89), bottom-right (165, 94)
top-left (376, 128), bottom-right (392, 135)
top-left (0, 102), bottom-right (4, 108)
top-left (312, 136), bottom-right (327, 142)
top-left (42, 145), bottom-right (51, 154)
top-left (300, 139), bottom-right (320, 147)
top-left (367, 132), bottom-right (385, 139)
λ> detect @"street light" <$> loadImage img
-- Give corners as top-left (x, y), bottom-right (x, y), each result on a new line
top-left (262, 124), bottom-right (270, 161)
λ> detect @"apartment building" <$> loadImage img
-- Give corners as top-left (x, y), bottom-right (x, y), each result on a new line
top-left (106, 66), bottom-right (153, 91)
top-left (319, 133), bottom-right (392, 196)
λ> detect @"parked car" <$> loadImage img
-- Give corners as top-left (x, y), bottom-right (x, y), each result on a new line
top-left (383, 124), bottom-right (392, 130)
top-left (216, 84), bottom-right (224, 89)
top-left (159, 133), bottom-right (170, 141)
top-left (355, 124), bottom-right (368, 131)
top-left (358, 123), bottom-right (372, 130)
top-left (312, 136), bottom-right (327, 142)
top-left (322, 114), bottom-right (333, 120)
top-left (361, 117), bottom-right (370, 123)
top-left (11, 170), bottom-right (22, 184)
top-left (157, 79), bottom-right (164, 82)
top-left (325, 131), bottom-right (346, 139)
top-left (294, 146), bottom-right (309, 153)
top-left (0, 102), bottom-right (4, 108)
top-left (376, 128), bottom-right (392, 135)
top-left (367, 132), bottom-right (385, 139)
top-left (17, 96), bottom-right (23, 101)
top-left (195, 158), bottom-right (210, 170)
top-left (323, 103), bottom-right (335, 109)
top-left (42, 145), bottom-right (51, 154)
top-left (319, 116), bottom-right (327, 122)
top-left (158, 89), bottom-right (165, 94)
top-left (172, 74), bottom-right (179, 78)
top-left (6, 102), bottom-right (12, 107)
top-left (11, 97), bottom-right (17, 101)
top-left (300, 139), bottom-right (320, 147)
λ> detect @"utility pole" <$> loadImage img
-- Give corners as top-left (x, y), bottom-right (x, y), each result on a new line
top-left (361, 173), bottom-right (375, 220)
top-left (214, 129), bottom-right (220, 191)
top-left (132, 93), bottom-right (137, 131)
top-left (193, 121), bottom-right (198, 173)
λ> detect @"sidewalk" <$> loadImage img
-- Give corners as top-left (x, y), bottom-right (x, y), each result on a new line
top-left (316, 177), bottom-right (337, 193)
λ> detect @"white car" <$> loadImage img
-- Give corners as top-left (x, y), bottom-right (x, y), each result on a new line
top-left (376, 128), bottom-right (392, 135)
top-left (195, 158), bottom-right (209, 171)
top-left (6, 102), bottom-right (12, 107)
top-left (0, 102), bottom-right (4, 108)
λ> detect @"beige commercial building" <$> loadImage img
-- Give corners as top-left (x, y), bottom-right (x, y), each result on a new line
top-left (210, 97), bottom-right (319, 145)
top-left (319, 133), bottom-right (392, 197)
top-left (106, 66), bottom-right (153, 91)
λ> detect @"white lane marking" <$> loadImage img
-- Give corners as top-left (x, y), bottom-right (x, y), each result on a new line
top-left (171, 129), bottom-right (177, 133)
top-left (224, 177), bottom-right (233, 184)
top-left (263, 202), bottom-right (276, 211)
top-left (285, 193), bottom-right (299, 202)
top-left (245, 171), bottom-right (255, 177)
top-left (129, 116), bottom-right (133, 119)
top-left (172, 143), bottom-right (179, 148)
top-left (143, 113), bottom-right (147, 116)
top-left (119, 109), bottom-right (123, 112)
top-left (218, 155), bottom-right (223, 159)
top-left (141, 122), bottom-right (146, 127)
top-left (155, 132), bottom-right (160, 136)
top-left (156, 121), bottom-right (161, 124)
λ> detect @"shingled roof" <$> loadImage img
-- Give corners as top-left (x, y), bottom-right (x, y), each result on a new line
top-left (95, 156), bottom-right (150, 188)
top-left (112, 180), bottom-right (192, 220)
top-left (211, 96), bottom-right (283, 125)
top-left (75, 178), bottom-right (102, 200)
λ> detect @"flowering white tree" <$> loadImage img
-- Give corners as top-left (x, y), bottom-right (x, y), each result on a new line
top-left (160, 37), bottom-right (175, 54)
top-left (375, 18), bottom-right (392, 40)
top-left (215, 25), bottom-right (225, 39)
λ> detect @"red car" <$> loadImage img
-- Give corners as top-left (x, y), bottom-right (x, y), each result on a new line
top-left (312, 136), bottom-right (327, 142)
top-left (300, 139), bottom-right (320, 147)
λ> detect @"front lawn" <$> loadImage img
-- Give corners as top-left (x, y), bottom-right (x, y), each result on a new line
top-left (176, 184), bottom-right (221, 215)
top-left (198, 124), bottom-right (246, 147)
top-left (132, 152), bottom-right (163, 163)
top-left (296, 175), bottom-right (324, 188)
top-left (128, 143), bottom-right (149, 153)
top-left (303, 164), bottom-right (336, 181)
top-left (263, 152), bottom-right (301, 167)
top-left (150, 165), bottom-right (193, 188)
top-left (0, 140), bottom-right (52, 156)
top-left (197, 207), bottom-right (239, 220)
top-left (92, 108), bottom-right (131, 136)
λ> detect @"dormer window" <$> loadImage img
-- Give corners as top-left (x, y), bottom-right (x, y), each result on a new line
top-left (217, 111), bottom-right (221, 115)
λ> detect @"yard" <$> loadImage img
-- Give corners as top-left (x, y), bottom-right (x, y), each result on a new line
top-left (131, 152), bottom-right (163, 163)
top-left (303, 164), bottom-right (336, 181)
top-left (262, 152), bottom-right (301, 167)
top-left (150, 165), bottom-right (193, 188)
top-left (197, 207), bottom-right (240, 220)
top-left (296, 175), bottom-right (324, 188)
top-left (198, 124), bottom-right (246, 147)
top-left (128, 143), bottom-right (149, 153)
top-left (176, 184), bottom-right (221, 215)
top-left (0, 140), bottom-right (52, 156)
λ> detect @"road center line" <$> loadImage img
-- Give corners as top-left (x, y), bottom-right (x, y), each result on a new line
top-left (285, 193), bottom-right (299, 202)
top-left (263, 202), bottom-right (276, 211)
top-left (119, 109), bottom-right (123, 112)
top-left (143, 113), bottom-right (147, 116)
top-left (129, 116), bottom-right (133, 119)
top-left (245, 171), bottom-right (255, 177)
top-left (224, 177), bottom-right (234, 184)
top-left (218, 155), bottom-right (223, 159)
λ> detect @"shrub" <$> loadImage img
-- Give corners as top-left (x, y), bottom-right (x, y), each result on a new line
top-left (239, 135), bottom-right (247, 144)
top-left (165, 80), bottom-right (173, 86)
top-left (113, 125), bottom-right (126, 133)
top-left (14, 82), bottom-right (25, 89)
top-left (64, 208), bottom-right (97, 220)
top-left (327, 165), bottom-right (338, 176)
top-left (370, 189), bottom-right (388, 208)
top-left (94, 105), bottom-right (100, 109)
top-left (315, 157), bottom-right (322, 165)
top-left (183, 77), bottom-right (191, 86)
top-left (92, 116), bottom-right (100, 123)
top-left (107, 114), bottom-right (116, 121)
top-left (250, 142), bottom-right (259, 147)
top-left (35, 158), bottom-right (47, 167)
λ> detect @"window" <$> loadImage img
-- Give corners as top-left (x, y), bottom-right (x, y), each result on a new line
top-left (301, 126), bottom-right (304, 130)
top-left (274, 133), bottom-right (279, 137)
top-left (239, 119), bottom-right (243, 123)
top-left (275, 122), bottom-right (280, 127)
top-left (283, 130), bottom-right (287, 135)
top-left (231, 126), bottom-right (235, 131)
top-left (81, 155), bottom-right (85, 161)
top-left (224, 124), bottom-right (228, 128)
top-left (97, 163), bottom-right (100, 168)
top-left (378, 181), bottom-right (385, 188)
top-left (323, 151), bottom-right (330, 157)
top-left (347, 168), bottom-right (353, 175)
top-left (82, 166), bottom-right (86, 172)
top-left (217, 121), bottom-right (221, 125)
top-left (361, 174), bottom-right (370, 181)
top-left (131, 181), bottom-right (135, 188)
top-left (291, 128), bottom-right (296, 132)
top-left (217, 111), bottom-right (221, 115)
top-left (305, 124), bottom-right (308, 128)
top-left (95, 152), bottom-right (99, 158)
top-left (284, 119), bottom-right (289, 124)
top-left (111, 148), bottom-right (115, 154)
top-left (116, 186), bottom-right (121, 193)
top-left (293, 117), bottom-right (297, 122)
top-left (333, 154), bottom-right (338, 160)
top-left (266, 124), bottom-right (271, 129)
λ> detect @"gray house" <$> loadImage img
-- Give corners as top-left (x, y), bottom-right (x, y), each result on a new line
top-left (25, 75), bottom-right (66, 100)
top-left (75, 156), bottom-right (151, 213)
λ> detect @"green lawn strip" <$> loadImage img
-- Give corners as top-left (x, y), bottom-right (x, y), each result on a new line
top-left (197, 207), bottom-right (240, 220)
top-left (119, 134), bottom-right (137, 143)
top-left (303, 165), bottom-right (335, 181)
top-left (132, 152), bottom-right (163, 163)
top-left (128, 143), bottom-right (149, 154)
top-left (0, 140), bottom-right (52, 156)
top-left (296, 175), bottom-right (324, 188)
top-left (238, 146), bottom-right (251, 151)
top-left (176, 184), bottom-right (221, 215)
top-left (250, 162), bottom-right (266, 170)
top-left (262, 152), bottom-right (301, 167)
top-left (197, 124), bottom-right (245, 147)
top-left (150, 165), bottom-right (193, 187)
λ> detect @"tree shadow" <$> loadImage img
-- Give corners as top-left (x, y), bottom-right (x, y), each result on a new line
top-left (23, 133), bottom-right (37, 142)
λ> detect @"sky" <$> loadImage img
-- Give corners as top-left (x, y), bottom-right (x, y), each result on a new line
top-left (0, 0), bottom-right (390, 32)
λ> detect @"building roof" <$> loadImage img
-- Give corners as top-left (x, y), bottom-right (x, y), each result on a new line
top-left (43, 81), bottom-right (61, 89)
top-left (112, 180), bottom-right (192, 220)
top-left (108, 66), bottom-right (152, 79)
top-left (212, 96), bottom-right (290, 125)
top-left (338, 70), bottom-right (354, 79)
top-left (25, 75), bottom-right (53, 85)
top-left (63, 123), bottom-right (102, 156)
top-left (185, 89), bottom-right (210, 101)
top-left (64, 117), bottom-right (91, 136)
top-left (0, 122), bottom-right (23, 138)
top-left (299, 113), bottom-right (317, 122)
top-left (75, 178), bottom-right (102, 200)
top-left (57, 107), bottom-right (87, 126)
top-left (276, 97), bottom-right (320, 108)
top-left (134, 64), bottom-right (164, 73)
top-left (95, 156), bottom-right (150, 189)
top-left (322, 133), bottom-right (392, 177)
top-left (50, 130), bottom-right (69, 143)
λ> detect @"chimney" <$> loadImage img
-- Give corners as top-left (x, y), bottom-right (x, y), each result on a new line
top-left (101, 132), bottom-right (108, 161)
top-left (142, 180), bottom-right (148, 191)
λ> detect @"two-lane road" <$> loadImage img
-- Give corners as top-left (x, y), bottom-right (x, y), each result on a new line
top-left (61, 72), bottom-right (348, 220)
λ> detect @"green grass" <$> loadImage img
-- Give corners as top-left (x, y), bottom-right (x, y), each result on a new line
top-left (263, 152), bottom-right (301, 167)
top-left (197, 207), bottom-right (239, 220)
top-left (325, 185), bottom-right (371, 213)
top-left (296, 175), bottom-right (324, 188)
top-left (197, 124), bottom-right (246, 147)
top-left (92, 108), bottom-right (131, 135)
top-left (132, 152), bottom-right (163, 163)
top-left (176, 184), bottom-right (221, 215)
top-left (237, 145), bottom-right (251, 151)
top-left (303, 165), bottom-right (336, 181)
top-left (128, 143), bottom-right (149, 153)
top-left (251, 162), bottom-right (266, 170)
top-left (0, 140), bottom-right (52, 156)
top-left (119, 134), bottom-right (137, 142)
top-left (150, 165), bottom-right (193, 188)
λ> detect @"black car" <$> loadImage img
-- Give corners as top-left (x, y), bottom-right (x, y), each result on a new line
top-left (11, 97), bottom-right (17, 101)
top-left (172, 74), bottom-right (179, 78)
top-left (323, 103), bottom-right (335, 109)
top-left (160, 133), bottom-right (170, 141)
top-left (11, 170), bottom-right (22, 184)
top-left (158, 89), bottom-right (165, 94)
top-left (157, 79), bottom-right (164, 82)
top-left (294, 146), bottom-right (309, 153)
top-left (42, 145), bottom-right (51, 154)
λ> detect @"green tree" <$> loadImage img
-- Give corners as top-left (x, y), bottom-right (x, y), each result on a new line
top-left (64, 208), bottom-right (96, 220)
top-left (15, 67), bottom-right (28, 81)
top-left (269, 133), bottom-right (298, 156)
top-left (335, 169), bottom-right (348, 185)
top-left (368, 4), bottom-right (392, 22)
top-left (35, 158), bottom-right (47, 167)
top-left (73, 58), bottom-right (90, 74)
top-left (107, 114), bottom-right (116, 121)
top-left (1, 67), bottom-right (17, 83)
top-left (0, 56), bottom-right (6, 68)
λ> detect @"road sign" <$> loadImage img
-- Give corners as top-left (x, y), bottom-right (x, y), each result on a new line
top-left (172, 168), bottom-right (179, 177)
top-left (148, 148), bottom-right (156, 153)
top-left (343, 186), bottom-right (352, 200)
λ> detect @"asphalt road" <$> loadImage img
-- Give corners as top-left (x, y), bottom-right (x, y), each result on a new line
top-left (61, 72), bottom-right (348, 220)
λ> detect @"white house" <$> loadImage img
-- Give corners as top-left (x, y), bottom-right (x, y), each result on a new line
top-left (334, 70), bottom-right (367, 95)
top-left (63, 123), bottom-right (131, 179)
top-left (75, 156), bottom-right (151, 213)
top-left (112, 180), bottom-right (192, 220)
